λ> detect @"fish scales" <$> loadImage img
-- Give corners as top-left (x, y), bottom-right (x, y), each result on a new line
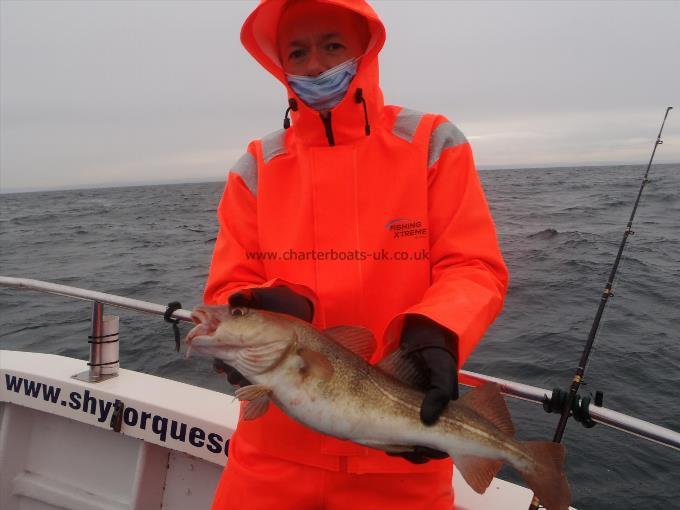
top-left (290, 326), bottom-right (527, 466)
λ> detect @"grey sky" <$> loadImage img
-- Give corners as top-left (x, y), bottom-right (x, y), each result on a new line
top-left (1, 0), bottom-right (678, 192)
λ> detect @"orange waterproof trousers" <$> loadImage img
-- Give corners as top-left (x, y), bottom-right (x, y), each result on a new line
top-left (211, 438), bottom-right (455, 510)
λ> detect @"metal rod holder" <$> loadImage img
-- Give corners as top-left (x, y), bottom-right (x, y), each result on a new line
top-left (72, 301), bottom-right (119, 383)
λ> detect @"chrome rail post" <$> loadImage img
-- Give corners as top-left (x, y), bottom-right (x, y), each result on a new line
top-left (90, 301), bottom-right (104, 380)
top-left (72, 301), bottom-right (119, 383)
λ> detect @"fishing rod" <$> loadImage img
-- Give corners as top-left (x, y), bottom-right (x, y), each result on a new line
top-left (528, 106), bottom-right (674, 510)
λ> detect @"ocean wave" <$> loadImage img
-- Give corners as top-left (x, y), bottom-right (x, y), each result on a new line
top-left (527, 228), bottom-right (559, 239)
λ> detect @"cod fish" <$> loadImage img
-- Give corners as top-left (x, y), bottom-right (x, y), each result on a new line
top-left (187, 304), bottom-right (571, 510)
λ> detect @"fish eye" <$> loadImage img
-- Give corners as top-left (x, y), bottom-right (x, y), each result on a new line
top-left (230, 306), bottom-right (248, 317)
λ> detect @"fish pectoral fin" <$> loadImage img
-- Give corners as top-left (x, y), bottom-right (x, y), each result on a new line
top-left (455, 455), bottom-right (503, 495)
top-left (298, 348), bottom-right (334, 380)
top-left (234, 384), bottom-right (271, 402)
top-left (242, 395), bottom-right (271, 420)
top-left (234, 384), bottom-right (272, 421)
top-left (323, 325), bottom-right (376, 360)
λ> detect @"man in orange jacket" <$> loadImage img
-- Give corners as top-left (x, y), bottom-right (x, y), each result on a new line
top-left (204, 1), bottom-right (508, 508)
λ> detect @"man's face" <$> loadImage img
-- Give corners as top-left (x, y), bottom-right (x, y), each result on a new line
top-left (277, 2), bottom-right (369, 77)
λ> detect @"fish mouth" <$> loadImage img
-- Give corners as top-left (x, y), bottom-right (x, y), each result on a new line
top-left (186, 307), bottom-right (222, 345)
top-left (187, 305), bottom-right (245, 348)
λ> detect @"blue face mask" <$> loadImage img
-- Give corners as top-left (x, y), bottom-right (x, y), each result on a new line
top-left (286, 58), bottom-right (358, 111)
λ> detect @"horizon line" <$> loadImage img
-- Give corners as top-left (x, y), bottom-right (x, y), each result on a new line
top-left (2, 161), bottom-right (678, 195)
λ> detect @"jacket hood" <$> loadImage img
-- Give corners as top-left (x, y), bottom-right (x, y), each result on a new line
top-left (240, 0), bottom-right (387, 146)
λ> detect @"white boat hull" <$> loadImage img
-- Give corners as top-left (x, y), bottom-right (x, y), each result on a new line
top-left (0, 351), bottom-right (570, 509)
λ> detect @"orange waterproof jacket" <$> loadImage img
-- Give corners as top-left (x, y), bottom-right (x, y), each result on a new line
top-left (204, 0), bottom-right (509, 474)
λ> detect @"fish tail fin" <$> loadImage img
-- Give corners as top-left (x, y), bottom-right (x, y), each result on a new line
top-left (516, 440), bottom-right (571, 510)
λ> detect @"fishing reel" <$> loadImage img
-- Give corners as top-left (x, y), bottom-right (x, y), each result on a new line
top-left (542, 388), bottom-right (604, 428)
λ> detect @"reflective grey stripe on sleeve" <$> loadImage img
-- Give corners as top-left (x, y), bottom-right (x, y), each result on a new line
top-left (229, 151), bottom-right (257, 195)
top-left (428, 121), bottom-right (468, 168)
top-left (261, 129), bottom-right (287, 163)
top-left (392, 108), bottom-right (425, 143)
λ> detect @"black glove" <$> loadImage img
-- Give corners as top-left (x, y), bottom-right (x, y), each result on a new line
top-left (213, 286), bottom-right (314, 385)
top-left (388, 314), bottom-right (459, 464)
top-left (213, 358), bottom-right (250, 387)
top-left (228, 286), bottom-right (314, 322)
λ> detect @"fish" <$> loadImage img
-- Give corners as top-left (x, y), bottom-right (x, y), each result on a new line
top-left (186, 304), bottom-right (571, 510)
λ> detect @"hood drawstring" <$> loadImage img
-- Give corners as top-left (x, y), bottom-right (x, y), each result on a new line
top-left (283, 92), bottom-right (370, 137)
top-left (355, 88), bottom-right (371, 136)
top-left (283, 98), bottom-right (298, 129)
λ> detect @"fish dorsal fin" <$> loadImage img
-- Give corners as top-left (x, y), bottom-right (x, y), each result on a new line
top-left (455, 455), bottom-right (503, 494)
top-left (234, 384), bottom-right (271, 420)
top-left (323, 325), bottom-right (376, 360)
top-left (458, 383), bottom-right (515, 437)
top-left (375, 348), bottom-right (428, 391)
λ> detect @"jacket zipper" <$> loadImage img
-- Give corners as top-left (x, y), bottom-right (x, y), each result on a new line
top-left (320, 112), bottom-right (335, 146)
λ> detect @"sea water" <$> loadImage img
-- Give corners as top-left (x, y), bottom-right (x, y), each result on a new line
top-left (2, 163), bottom-right (678, 509)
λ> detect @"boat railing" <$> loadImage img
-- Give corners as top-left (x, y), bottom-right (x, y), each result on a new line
top-left (1, 275), bottom-right (678, 453)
